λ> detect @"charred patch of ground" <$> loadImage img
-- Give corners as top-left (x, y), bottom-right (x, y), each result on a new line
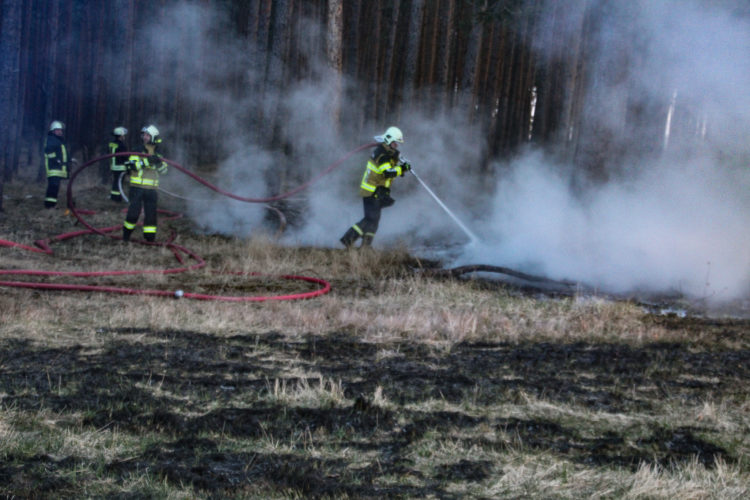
top-left (1, 325), bottom-right (748, 498)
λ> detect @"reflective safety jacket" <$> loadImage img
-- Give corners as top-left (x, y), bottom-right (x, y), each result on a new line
top-left (43, 132), bottom-right (69, 178)
top-left (359, 144), bottom-right (406, 197)
top-left (109, 138), bottom-right (127, 172)
top-left (127, 147), bottom-right (167, 189)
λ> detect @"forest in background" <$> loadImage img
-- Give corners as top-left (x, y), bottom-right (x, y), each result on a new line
top-left (1, 0), bottom-right (749, 211)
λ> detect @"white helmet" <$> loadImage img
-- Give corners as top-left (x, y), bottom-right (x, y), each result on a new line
top-left (374, 126), bottom-right (404, 145)
top-left (49, 120), bottom-right (65, 132)
top-left (141, 125), bottom-right (160, 143)
top-left (113, 126), bottom-right (128, 136)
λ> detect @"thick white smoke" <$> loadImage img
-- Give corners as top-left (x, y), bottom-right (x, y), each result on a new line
top-left (136, 1), bottom-right (750, 304)
top-left (464, 150), bottom-right (750, 300)
top-left (462, 0), bottom-right (750, 302)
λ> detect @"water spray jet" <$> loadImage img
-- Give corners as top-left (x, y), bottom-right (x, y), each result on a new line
top-left (411, 168), bottom-right (479, 245)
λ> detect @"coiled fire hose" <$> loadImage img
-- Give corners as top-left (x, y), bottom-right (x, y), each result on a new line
top-left (0, 143), bottom-right (376, 301)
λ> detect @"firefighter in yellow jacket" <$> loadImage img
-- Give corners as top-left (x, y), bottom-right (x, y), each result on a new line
top-left (340, 126), bottom-right (411, 248)
top-left (108, 126), bottom-right (128, 202)
top-left (122, 125), bottom-right (167, 242)
top-left (43, 120), bottom-right (69, 208)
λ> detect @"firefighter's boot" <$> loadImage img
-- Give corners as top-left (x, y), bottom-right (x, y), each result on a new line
top-left (360, 234), bottom-right (374, 248)
top-left (340, 227), bottom-right (359, 248)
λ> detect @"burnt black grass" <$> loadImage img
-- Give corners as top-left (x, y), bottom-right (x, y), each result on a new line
top-left (1, 324), bottom-right (748, 498)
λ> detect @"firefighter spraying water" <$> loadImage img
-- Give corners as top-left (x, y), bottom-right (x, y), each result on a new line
top-left (340, 126), bottom-right (477, 248)
top-left (340, 127), bottom-right (411, 248)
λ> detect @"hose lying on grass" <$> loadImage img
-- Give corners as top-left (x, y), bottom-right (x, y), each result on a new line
top-left (426, 264), bottom-right (578, 288)
top-left (0, 143), bottom-right (378, 301)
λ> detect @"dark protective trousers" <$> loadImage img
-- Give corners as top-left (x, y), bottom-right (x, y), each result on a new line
top-left (110, 171), bottom-right (123, 201)
top-left (123, 187), bottom-right (158, 242)
top-left (341, 195), bottom-right (388, 247)
top-left (44, 176), bottom-right (64, 208)
top-left (356, 195), bottom-right (384, 236)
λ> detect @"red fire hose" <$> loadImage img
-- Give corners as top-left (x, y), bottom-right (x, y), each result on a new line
top-left (0, 143), bottom-right (375, 301)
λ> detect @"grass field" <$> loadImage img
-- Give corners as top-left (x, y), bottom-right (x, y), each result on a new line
top-left (1, 179), bottom-right (749, 498)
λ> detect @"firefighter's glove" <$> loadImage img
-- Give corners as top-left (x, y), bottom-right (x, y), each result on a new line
top-left (124, 160), bottom-right (137, 172)
top-left (148, 155), bottom-right (161, 165)
top-left (399, 156), bottom-right (412, 174)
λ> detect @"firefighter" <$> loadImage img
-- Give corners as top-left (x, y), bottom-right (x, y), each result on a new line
top-left (340, 126), bottom-right (411, 248)
top-left (108, 126), bottom-right (128, 201)
top-left (122, 125), bottom-right (167, 242)
top-left (43, 120), bottom-right (70, 208)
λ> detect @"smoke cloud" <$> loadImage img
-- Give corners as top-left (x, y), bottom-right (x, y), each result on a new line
top-left (462, 0), bottom-right (750, 302)
top-left (466, 150), bottom-right (750, 300)
top-left (135, 1), bottom-right (750, 305)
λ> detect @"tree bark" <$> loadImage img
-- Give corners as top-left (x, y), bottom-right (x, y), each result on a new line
top-left (402, 0), bottom-right (424, 114)
top-left (326, 0), bottom-right (344, 130)
top-left (0, 0), bottom-right (24, 195)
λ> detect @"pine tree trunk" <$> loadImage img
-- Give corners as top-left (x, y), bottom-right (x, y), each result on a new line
top-left (327, 0), bottom-right (344, 130)
top-left (0, 0), bottom-right (24, 195)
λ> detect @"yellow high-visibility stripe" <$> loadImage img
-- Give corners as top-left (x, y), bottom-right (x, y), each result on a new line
top-left (110, 142), bottom-right (126, 171)
top-left (130, 178), bottom-right (157, 186)
top-left (360, 169), bottom-right (376, 192)
top-left (360, 159), bottom-right (396, 192)
top-left (127, 154), bottom-right (161, 187)
top-left (44, 144), bottom-right (68, 177)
